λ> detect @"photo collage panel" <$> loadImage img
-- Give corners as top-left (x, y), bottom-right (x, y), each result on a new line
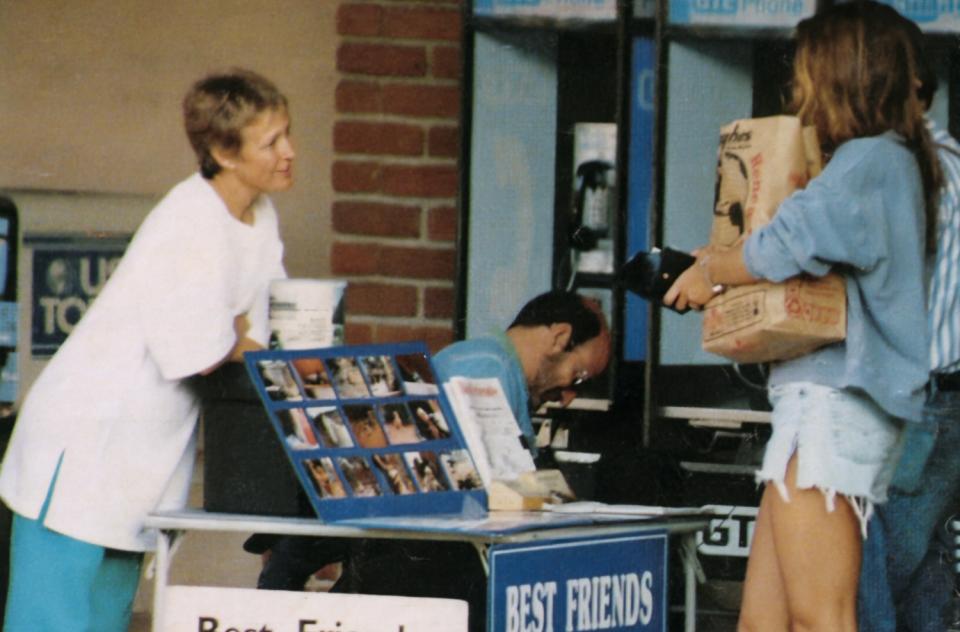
top-left (246, 342), bottom-right (486, 521)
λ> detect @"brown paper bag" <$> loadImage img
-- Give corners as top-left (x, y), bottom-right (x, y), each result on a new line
top-left (702, 115), bottom-right (846, 363)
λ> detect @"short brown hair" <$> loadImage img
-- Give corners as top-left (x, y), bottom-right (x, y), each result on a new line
top-left (183, 68), bottom-right (288, 179)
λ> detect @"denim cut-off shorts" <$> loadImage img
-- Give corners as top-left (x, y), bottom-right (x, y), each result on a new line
top-left (757, 382), bottom-right (904, 537)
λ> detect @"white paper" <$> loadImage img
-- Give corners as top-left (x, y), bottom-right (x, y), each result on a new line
top-left (443, 377), bottom-right (536, 487)
top-left (545, 501), bottom-right (705, 516)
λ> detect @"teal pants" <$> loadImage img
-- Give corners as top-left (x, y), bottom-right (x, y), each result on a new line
top-left (3, 470), bottom-right (143, 632)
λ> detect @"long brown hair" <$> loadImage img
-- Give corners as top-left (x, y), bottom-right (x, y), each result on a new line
top-left (789, 1), bottom-right (941, 253)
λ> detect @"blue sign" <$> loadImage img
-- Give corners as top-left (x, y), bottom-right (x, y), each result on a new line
top-left (874, 0), bottom-right (960, 31)
top-left (669, 0), bottom-right (815, 26)
top-left (488, 531), bottom-right (668, 631)
top-left (474, 0), bottom-right (616, 19)
top-left (30, 236), bottom-right (128, 357)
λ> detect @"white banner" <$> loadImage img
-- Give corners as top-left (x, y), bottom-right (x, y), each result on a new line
top-left (161, 586), bottom-right (468, 632)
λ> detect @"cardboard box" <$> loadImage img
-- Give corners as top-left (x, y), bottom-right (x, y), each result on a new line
top-left (702, 274), bottom-right (846, 364)
top-left (702, 116), bottom-right (846, 363)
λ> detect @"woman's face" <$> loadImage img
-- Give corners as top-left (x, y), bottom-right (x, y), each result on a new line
top-left (226, 106), bottom-right (295, 194)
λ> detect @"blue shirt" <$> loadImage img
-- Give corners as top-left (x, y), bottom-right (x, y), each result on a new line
top-left (743, 131), bottom-right (929, 422)
top-left (432, 332), bottom-right (536, 453)
top-left (928, 121), bottom-right (960, 375)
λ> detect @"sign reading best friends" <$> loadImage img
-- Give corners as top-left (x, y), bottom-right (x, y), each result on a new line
top-left (488, 532), bottom-right (667, 632)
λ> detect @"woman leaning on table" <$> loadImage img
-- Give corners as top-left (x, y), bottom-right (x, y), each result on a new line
top-left (665, 3), bottom-right (940, 631)
top-left (0, 68), bottom-right (293, 632)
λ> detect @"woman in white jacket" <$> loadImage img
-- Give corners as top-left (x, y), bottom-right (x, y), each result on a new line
top-left (0, 68), bottom-right (293, 631)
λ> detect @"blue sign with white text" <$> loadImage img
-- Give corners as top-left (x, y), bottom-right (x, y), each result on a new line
top-left (488, 531), bottom-right (668, 632)
top-left (873, 0), bottom-right (960, 31)
top-left (669, 0), bottom-right (815, 26)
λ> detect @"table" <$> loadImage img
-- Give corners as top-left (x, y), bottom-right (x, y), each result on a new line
top-left (145, 508), bottom-right (709, 632)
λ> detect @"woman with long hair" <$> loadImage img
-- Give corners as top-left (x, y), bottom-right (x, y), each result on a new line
top-left (666, 3), bottom-right (940, 629)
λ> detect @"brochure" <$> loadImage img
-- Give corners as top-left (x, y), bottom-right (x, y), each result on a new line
top-left (442, 376), bottom-right (536, 487)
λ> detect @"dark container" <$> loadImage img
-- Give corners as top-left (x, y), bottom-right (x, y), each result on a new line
top-left (193, 363), bottom-right (311, 517)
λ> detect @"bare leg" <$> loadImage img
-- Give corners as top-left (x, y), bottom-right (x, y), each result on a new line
top-left (738, 484), bottom-right (790, 632)
top-left (777, 455), bottom-right (861, 631)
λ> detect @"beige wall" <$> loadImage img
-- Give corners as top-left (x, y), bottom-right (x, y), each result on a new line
top-left (0, 0), bottom-right (337, 278)
top-left (0, 1), bottom-right (340, 398)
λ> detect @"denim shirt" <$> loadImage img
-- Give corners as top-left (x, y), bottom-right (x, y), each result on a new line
top-left (743, 131), bottom-right (928, 422)
top-left (432, 332), bottom-right (537, 453)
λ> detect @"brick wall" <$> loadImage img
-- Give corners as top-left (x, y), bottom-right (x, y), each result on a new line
top-left (333, 0), bottom-right (463, 354)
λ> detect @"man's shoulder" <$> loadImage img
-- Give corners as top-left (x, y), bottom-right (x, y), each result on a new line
top-left (433, 336), bottom-right (516, 380)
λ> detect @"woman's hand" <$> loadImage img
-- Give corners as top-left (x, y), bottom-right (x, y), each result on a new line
top-left (663, 255), bottom-right (717, 312)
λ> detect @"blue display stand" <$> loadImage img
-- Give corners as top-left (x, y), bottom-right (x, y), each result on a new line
top-left (244, 341), bottom-right (487, 522)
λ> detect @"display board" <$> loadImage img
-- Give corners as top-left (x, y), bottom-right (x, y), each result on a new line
top-left (244, 342), bottom-right (488, 522)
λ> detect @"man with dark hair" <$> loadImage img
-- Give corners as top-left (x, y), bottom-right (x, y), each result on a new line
top-left (858, 9), bottom-right (960, 632)
top-left (250, 290), bottom-right (611, 632)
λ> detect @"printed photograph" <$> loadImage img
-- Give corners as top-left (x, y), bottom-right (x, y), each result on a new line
top-left (440, 450), bottom-right (484, 490)
top-left (307, 406), bottom-right (354, 448)
top-left (293, 357), bottom-right (336, 400)
top-left (257, 359), bottom-right (302, 401)
top-left (343, 404), bottom-right (388, 448)
top-left (379, 403), bottom-right (423, 445)
top-left (409, 399), bottom-right (451, 440)
top-left (361, 355), bottom-right (402, 397)
top-left (394, 353), bottom-right (439, 396)
top-left (338, 456), bottom-right (382, 497)
top-left (276, 408), bottom-right (320, 450)
top-left (304, 457), bottom-right (347, 499)
top-left (404, 451), bottom-right (449, 493)
top-left (373, 453), bottom-right (417, 495)
top-left (327, 356), bottom-right (370, 399)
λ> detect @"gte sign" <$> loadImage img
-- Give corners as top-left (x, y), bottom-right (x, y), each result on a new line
top-left (696, 505), bottom-right (758, 557)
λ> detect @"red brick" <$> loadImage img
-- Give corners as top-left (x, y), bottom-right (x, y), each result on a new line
top-left (380, 246), bottom-right (456, 279)
top-left (338, 42), bottom-right (427, 77)
top-left (337, 4), bottom-right (383, 36)
top-left (427, 205), bottom-right (458, 241)
top-left (333, 201), bottom-right (421, 238)
top-left (344, 322), bottom-right (373, 345)
top-left (433, 46), bottom-right (461, 79)
top-left (331, 241), bottom-right (381, 276)
top-left (336, 80), bottom-right (382, 114)
top-left (382, 84), bottom-right (460, 118)
top-left (375, 324), bottom-right (454, 354)
top-left (424, 286), bottom-right (456, 319)
top-left (332, 160), bottom-right (381, 193)
top-left (347, 282), bottom-right (418, 317)
top-left (335, 121), bottom-right (425, 156)
top-left (382, 164), bottom-right (458, 198)
top-left (427, 125), bottom-right (459, 158)
top-left (383, 6), bottom-right (462, 41)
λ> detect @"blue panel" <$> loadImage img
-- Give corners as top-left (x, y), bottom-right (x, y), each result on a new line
top-left (669, 0), bottom-right (815, 26)
top-left (624, 37), bottom-right (656, 362)
top-left (660, 40), bottom-right (753, 365)
top-left (488, 531), bottom-right (668, 632)
top-left (473, 0), bottom-right (616, 19)
top-left (466, 32), bottom-right (558, 337)
top-left (869, 0), bottom-right (960, 31)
